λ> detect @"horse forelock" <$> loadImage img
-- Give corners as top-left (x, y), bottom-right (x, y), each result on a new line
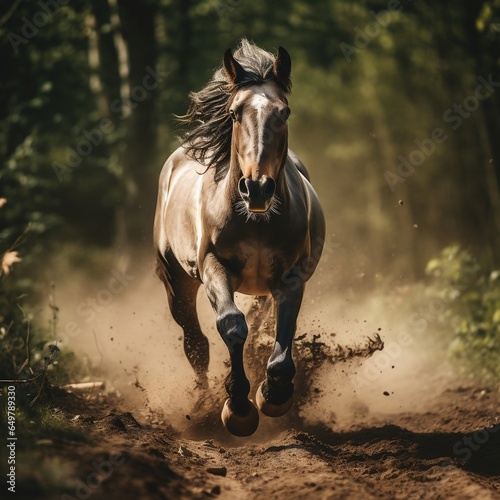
top-left (178, 39), bottom-right (291, 182)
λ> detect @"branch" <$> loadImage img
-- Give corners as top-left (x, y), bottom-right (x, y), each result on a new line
top-left (0, 0), bottom-right (22, 28)
top-left (16, 303), bottom-right (31, 374)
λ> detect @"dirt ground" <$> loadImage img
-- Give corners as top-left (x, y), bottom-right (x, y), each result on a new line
top-left (10, 274), bottom-right (500, 499)
top-left (14, 377), bottom-right (500, 500)
top-left (12, 294), bottom-right (500, 500)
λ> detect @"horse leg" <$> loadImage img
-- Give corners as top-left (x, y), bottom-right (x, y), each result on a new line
top-left (157, 253), bottom-right (209, 389)
top-left (202, 254), bottom-right (259, 437)
top-left (256, 282), bottom-right (304, 417)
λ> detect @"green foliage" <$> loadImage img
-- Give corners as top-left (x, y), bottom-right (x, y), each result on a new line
top-left (0, 1), bottom-right (121, 256)
top-left (0, 402), bottom-right (88, 450)
top-left (1, 208), bottom-right (86, 406)
top-left (0, 0), bottom-right (499, 388)
top-left (0, 271), bottom-right (85, 396)
top-left (426, 245), bottom-right (500, 383)
top-left (0, 0), bottom-right (498, 282)
top-left (477, 0), bottom-right (500, 36)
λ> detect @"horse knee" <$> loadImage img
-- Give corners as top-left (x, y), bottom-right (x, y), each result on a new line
top-left (216, 310), bottom-right (248, 351)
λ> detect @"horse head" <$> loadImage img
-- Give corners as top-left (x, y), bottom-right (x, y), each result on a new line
top-left (224, 47), bottom-right (292, 214)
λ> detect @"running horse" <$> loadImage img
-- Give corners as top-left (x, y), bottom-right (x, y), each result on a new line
top-left (154, 39), bottom-right (325, 436)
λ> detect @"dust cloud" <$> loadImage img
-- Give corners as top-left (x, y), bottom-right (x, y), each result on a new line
top-left (48, 247), bottom-right (453, 439)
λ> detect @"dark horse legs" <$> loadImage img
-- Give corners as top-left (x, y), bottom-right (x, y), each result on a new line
top-left (257, 283), bottom-right (304, 416)
top-left (202, 254), bottom-right (259, 437)
top-left (158, 251), bottom-right (303, 435)
top-left (157, 252), bottom-right (210, 389)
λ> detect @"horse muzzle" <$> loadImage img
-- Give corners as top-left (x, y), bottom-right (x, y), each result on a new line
top-left (238, 176), bottom-right (276, 213)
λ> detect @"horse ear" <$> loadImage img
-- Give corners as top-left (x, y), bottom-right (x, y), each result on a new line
top-left (223, 48), bottom-right (246, 85)
top-left (273, 46), bottom-right (292, 86)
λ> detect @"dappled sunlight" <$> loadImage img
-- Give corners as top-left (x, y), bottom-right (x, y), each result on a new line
top-left (1, 0), bottom-right (499, 497)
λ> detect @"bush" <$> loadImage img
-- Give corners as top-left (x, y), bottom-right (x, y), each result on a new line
top-left (0, 202), bottom-right (84, 405)
top-left (426, 245), bottom-right (500, 383)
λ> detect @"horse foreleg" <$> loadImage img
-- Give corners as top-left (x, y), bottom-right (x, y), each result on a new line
top-left (256, 282), bottom-right (304, 417)
top-left (203, 254), bottom-right (259, 437)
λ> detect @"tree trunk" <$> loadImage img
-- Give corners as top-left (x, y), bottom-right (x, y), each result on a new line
top-left (90, 0), bottom-right (122, 118)
top-left (463, 0), bottom-right (500, 263)
top-left (115, 0), bottom-right (159, 256)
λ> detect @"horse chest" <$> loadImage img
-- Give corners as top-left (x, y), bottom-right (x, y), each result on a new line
top-left (213, 222), bottom-right (306, 296)
top-left (235, 244), bottom-right (279, 295)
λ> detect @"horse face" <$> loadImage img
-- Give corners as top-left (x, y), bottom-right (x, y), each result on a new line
top-left (223, 46), bottom-right (292, 214)
top-left (229, 82), bottom-right (290, 213)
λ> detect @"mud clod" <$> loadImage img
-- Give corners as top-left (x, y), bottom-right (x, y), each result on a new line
top-left (207, 466), bottom-right (227, 477)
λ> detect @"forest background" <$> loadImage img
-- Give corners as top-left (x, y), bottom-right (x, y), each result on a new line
top-left (1, 0), bottom-right (500, 384)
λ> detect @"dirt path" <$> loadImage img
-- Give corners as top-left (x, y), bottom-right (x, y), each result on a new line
top-left (12, 285), bottom-right (500, 499)
top-left (8, 292), bottom-right (500, 500)
top-left (15, 380), bottom-right (500, 500)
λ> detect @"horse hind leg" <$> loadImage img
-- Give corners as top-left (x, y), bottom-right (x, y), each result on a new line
top-left (157, 253), bottom-right (209, 388)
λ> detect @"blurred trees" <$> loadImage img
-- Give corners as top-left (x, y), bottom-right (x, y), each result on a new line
top-left (0, 0), bottom-right (499, 285)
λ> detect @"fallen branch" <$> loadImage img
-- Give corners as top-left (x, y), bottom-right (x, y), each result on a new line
top-left (62, 382), bottom-right (105, 391)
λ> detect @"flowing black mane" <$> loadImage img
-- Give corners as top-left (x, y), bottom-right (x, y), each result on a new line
top-left (178, 39), bottom-right (292, 181)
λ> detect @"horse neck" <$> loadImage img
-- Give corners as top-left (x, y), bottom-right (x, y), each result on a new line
top-left (226, 155), bottom-right (242, 203)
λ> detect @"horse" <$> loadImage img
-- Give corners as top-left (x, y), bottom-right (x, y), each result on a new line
top-left (154, 39), bottom-right (325, 437)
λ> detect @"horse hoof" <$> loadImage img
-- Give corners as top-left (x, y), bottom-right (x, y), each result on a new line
top-left (256, 382), bottom-right (294, 417)
top-left (221, 399), bottom-right (259, 437)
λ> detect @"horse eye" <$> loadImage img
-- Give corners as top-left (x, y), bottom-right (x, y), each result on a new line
top-left (229, 109), bottom-right (237, 121)
top-left (276, 107), bottom-right (290, 125)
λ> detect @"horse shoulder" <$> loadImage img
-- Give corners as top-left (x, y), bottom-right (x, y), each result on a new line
top-left (284, 154), bottom-right (326, 277)
top-left (154, 147), bottom-right (203, 266)
top-left (288, 149), bottom-right (311, 182)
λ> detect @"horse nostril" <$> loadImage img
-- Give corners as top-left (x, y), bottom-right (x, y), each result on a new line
top-left (261, 178), bottom-right (276, 199)
top-left (239, 176), bottom-right (275, 206)
top-left (238, 177), bottom-right (249, 196)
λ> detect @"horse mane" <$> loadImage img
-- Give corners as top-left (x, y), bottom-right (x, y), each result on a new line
top-left (178, 38), bottom-right (292, 182)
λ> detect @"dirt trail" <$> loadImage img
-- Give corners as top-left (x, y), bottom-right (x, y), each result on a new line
top-left (22, 274), bottom-right (500, 499)
top-left (19, 381), bottom-right (500, 500)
